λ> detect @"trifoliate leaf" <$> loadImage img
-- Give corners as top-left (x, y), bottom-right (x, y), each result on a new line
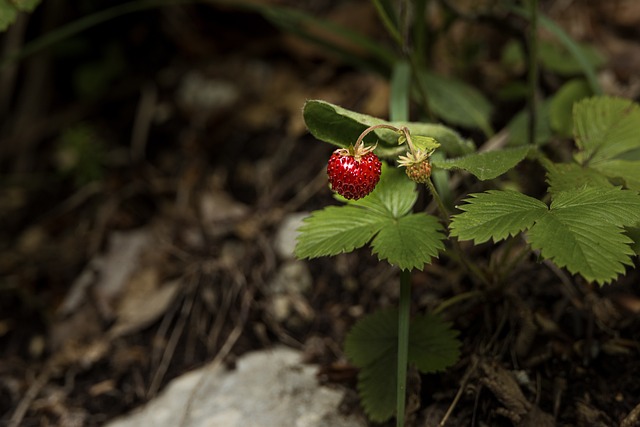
top-left (433, 146), bottom-right (531, 181)
top-left (296, 164), bottom-right (444, 269)
top-left (451, 186), bottom-right (640, 284)
top-left (450, 190), bottom-right (547, 243)
top-left (345, 309), bottom-right (461, 423)
top-left (294, 205), bottom-right (386, 259)
top-left (574, 97), bottom-right (640, 164)
top-left (303, 100), bottom-right (475, 157)
top-left (371, 214), bottom-right (445, 271)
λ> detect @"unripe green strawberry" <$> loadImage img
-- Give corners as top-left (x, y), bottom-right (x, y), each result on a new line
top-left (405, 160), bottom-right (431, 183)
top-left (398, 149), bottom-right (432, 184)
top-left (327, 146), bottom-right (381, 200)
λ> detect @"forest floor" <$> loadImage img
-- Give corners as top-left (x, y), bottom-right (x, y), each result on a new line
top-left (1, 1), bottom-right (640, 426)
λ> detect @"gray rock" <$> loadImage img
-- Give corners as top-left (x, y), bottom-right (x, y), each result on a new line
top-left (105, 347), bottom-right (365, 427)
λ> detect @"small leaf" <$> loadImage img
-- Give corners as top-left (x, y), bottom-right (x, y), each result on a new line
top-left (371, 214), bottom-right (445, 271)
top-left (574, 97), bottom-right (640, 164)
top-left (303, 100), bottom-right (474, 157)
top-left (449, 190), bottom-right (547, 243)
top-left (433, 146), bottom-right (531, 181)
top-left (419, 71), bottom-right (494, 136)
top-left (549, 79), bottom-right (592, 137)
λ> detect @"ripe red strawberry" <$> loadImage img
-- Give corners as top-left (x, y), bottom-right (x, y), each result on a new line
top-left (327, 145), bottom-right (381, 200)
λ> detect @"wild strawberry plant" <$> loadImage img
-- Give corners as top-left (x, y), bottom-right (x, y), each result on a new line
top-left (295, 95), bottom-right (640, 424)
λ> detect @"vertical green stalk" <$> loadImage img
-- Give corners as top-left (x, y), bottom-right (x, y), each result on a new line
top-left (396, 269), bottom-right (411, 427)
top-left (389, 29), bottom-right (411, 425)
top-left (527, 0), bottom-right (539, 145)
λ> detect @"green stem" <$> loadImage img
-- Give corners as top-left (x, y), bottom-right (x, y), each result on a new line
top-left (425, 177), bottom-right (449, 224)
top-left (527, 0), bottom-right (539, 145)
top-left (396, 269), bottom-right (411, 427)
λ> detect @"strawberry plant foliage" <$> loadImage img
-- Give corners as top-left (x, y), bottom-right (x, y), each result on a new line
top-left (450, 187), bottom-right (640, 284)
top-left (295, 163), bottom-right (445, 271)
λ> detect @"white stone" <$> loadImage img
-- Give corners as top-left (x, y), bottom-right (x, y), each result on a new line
top-left (104, 347), bottom-right (365, 427)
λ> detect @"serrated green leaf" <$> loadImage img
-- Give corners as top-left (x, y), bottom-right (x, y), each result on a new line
top-left (449, 190), bottom-right (547, 243)
top-left (409, 313), bottom-right (461, 374)
top-left (529, 214), bottom-right (635, 285)
top-left (0, 0), bottom-right (18, 32)
top-left (419, 71), bottom-right (494, 136)
top-left (550, 79), bottom-right (592, 137)
top-left (549, 186), bottom-right (640, 228)
top-left (303, 100), bottom-right (474, 157)
top-left (545, 162), bottom-right (613, 194)
top-left (345, 309), bottom-right (461, 423)
top-left (294, 205), bottom-right (386, 259)
top-left (372, 214), bottom-right (445, 270)
top-left (433, 146), bottom-right (531, 181)
top-left (452, 187), bottom-right (640, 284)
top-left (295, 164), bottom-right (444, 269)
top-left (574, 97), bottom-right (640, 164)
top-left (627, 227), bottom-right (640, 255)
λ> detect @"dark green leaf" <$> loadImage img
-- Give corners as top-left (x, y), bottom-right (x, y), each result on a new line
top-left (449, 190), bottom-right (547, 243)
top-left (345, 309), bottom-right (461, 423)
top-left (294, 205), bottom-right (386, 259)
top-left (303, 100), bottom-right (474, 157)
